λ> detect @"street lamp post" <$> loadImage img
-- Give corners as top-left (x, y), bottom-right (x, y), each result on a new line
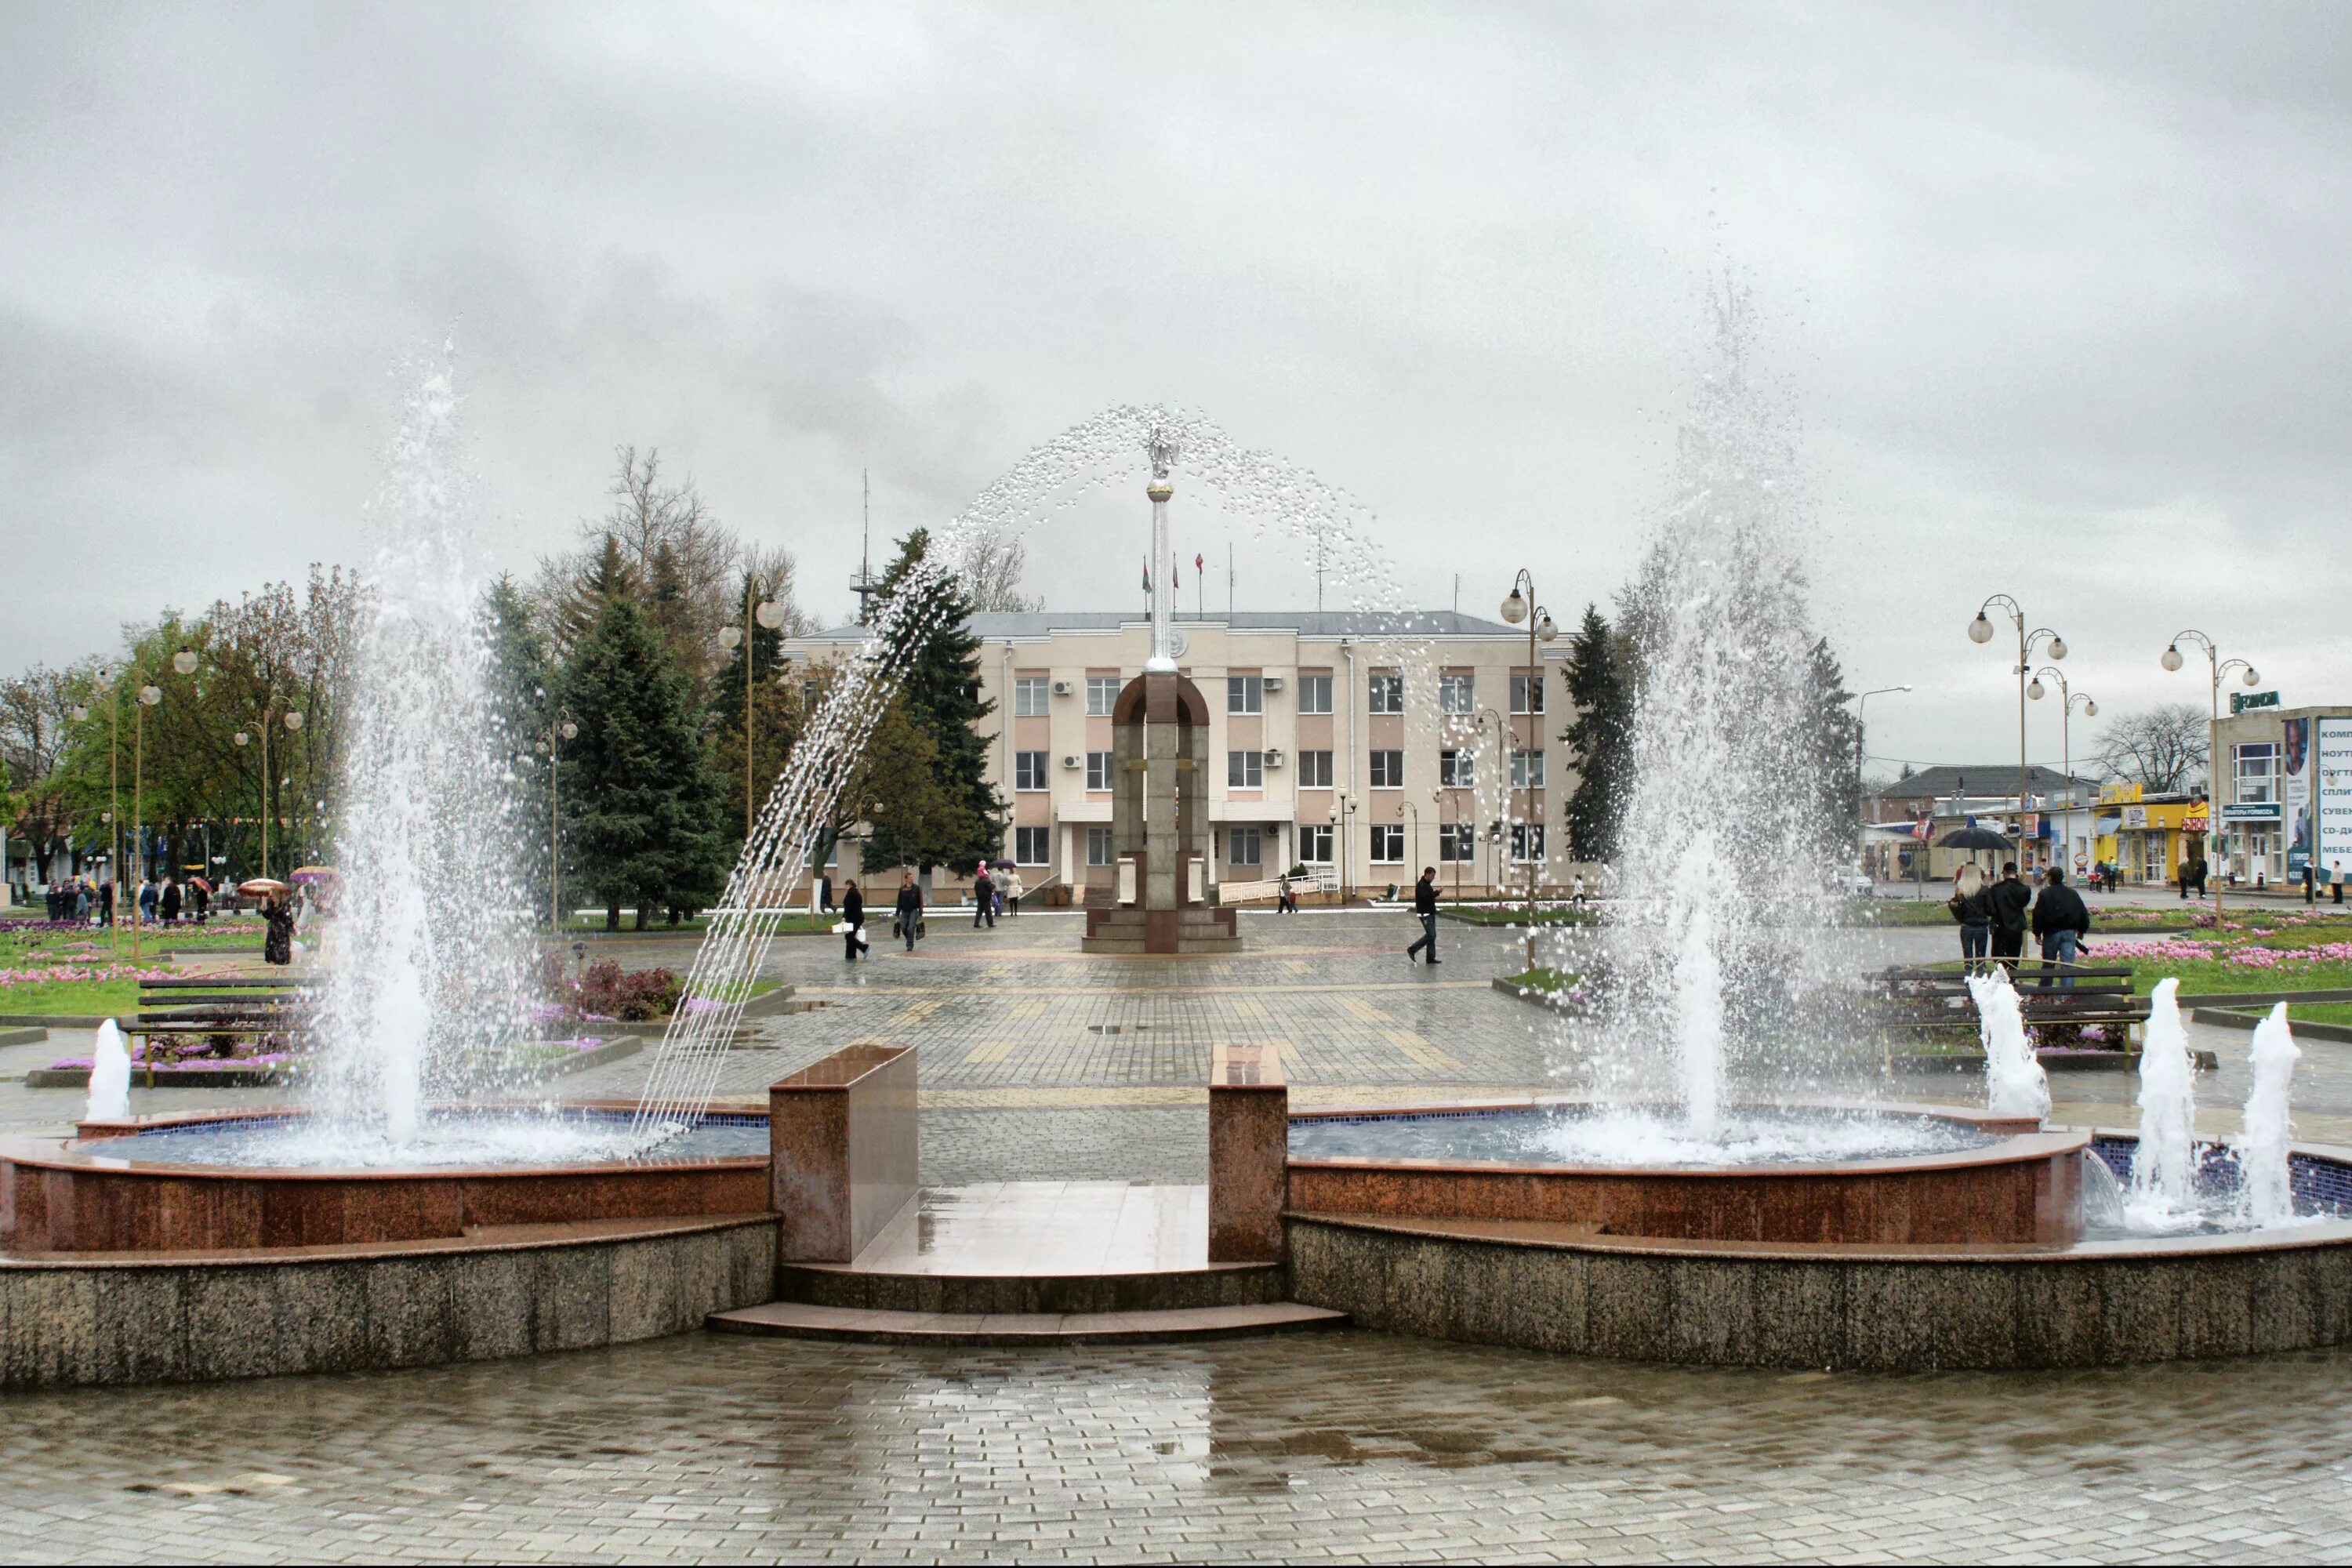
top-left (717, 579), bottom-right (786, 843)
top-left (1499, 574), bottom-right (1559, 971)
top-left (69, 666), bottom-right (122, 950)
top-left (2161, 630), bottom-right (2259, 927)
top-left (535, 710), bottom-right (580, 930)
top-left (1969, 597), bottom-right (2065, 872)
top-left (232, 695), bottom-right (307, 884)
top-left (1854, 685), bottom-right (1912, 887)
top-left (2027, 668), bottom-right (2097, 883)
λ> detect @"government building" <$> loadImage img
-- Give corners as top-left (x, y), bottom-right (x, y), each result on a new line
top-left (782, 611), bottom-right (1581, 902)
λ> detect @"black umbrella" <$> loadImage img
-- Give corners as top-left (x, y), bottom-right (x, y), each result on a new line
top-left (1939, 826), bottom-right (2012, 851)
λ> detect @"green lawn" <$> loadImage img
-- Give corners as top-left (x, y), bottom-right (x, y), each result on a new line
top-left (555, 910), bottom-right (837, 936)
top-left (1441, 905), bottom-right (1599, 927)
top-left (1501, 966), bottom-right (1585, 995)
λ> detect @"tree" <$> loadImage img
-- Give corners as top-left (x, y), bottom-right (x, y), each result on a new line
top-left (1801, 636), bottom-right (1864, 857)
top-left (862, 529), bottom-right (1005, 873)
top-left (535, 447), bottom-right (740, 687)
top-left (481, 575), bottom-right (557, 921)
top-left (954, 520), bottom-right (1044, 613)
top-left (2096, 704), bottom-right (2210, 793)
top-left (1560, 604), bottom-right (1632, 864)
top-left (709, 568), bottom-right (800, 850)
top-left (561, 542), bottom-right (728, 929)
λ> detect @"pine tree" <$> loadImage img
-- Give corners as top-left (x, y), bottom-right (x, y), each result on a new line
top-left (862, 529), bottom-right (1005, 873)
top-left (481, 575), bottom-right (556, 921)
top-left (1803, 635), bottom-right (1864, 858)
top-left (1561, 604), bottom-right (1632, 865)
top-left (561, 543), bottom-right (729, 929)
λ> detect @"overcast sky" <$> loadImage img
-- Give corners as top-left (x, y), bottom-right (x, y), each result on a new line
top-left (4, 2), bottom-right (2347, 772)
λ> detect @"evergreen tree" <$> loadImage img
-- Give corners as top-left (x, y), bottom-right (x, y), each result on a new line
top-left (862, 529), bottom-right (1005, 873)
top-left (709, 568), bottom-right (797, 850)
top-left (481, 575), bottom-right (556, 921)
top-left (1561, 604), bottom-right (1632, 865)
top-left (1804, 636), bottom-right (1864, 857)
top-left (561, 541), bottom-right (728, 929)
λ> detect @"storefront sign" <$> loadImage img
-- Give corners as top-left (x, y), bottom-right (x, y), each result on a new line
top-left (2285, 717), bottom-right (2313, 876)
top-left (2223, 802), bottom-right (2281, 822)
top-left (2122, 806), bottom-right (2148, 829)
top-left (2318, 717), bottom-right (2352, 879)
top-left (2232, 689), bottom-right (2281, 714)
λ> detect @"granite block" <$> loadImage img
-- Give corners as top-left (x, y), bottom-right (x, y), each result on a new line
top-left (2013, 1259), bottom-right (2107, 1369)
top-left (528, 1245), bottom-right (611, 1352)
top-left (187, 1266), bottom-right (280, 1382)
top-left (87, 1266), bottom-right (187, 1385)
top-left (364, 1257), bottom-right (456, 1368)
top-left (1664, 1257), bottom-right (1755, 1365)
top-left (607, 1237), bottom-right (675, 1344)
top-left (1, 1269), bottom-right (98, 1388)
top-left (448, 1250), bottom-right (534, 1363)
top-left (1584, 1254), bottom-right (1670, 1361)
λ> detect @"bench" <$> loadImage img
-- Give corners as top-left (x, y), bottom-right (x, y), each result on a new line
top-left (120, 975), bottom-right (321, 1083)
top-left (1871, 960), bottom-right (2152, 1045)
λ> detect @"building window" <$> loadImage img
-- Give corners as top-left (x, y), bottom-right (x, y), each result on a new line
top-left (1370, 823), bottom-right (1405, 863)
top-left (1226, 675), bottom-right (1263, 715)
top-left (1086, 675), bottom-right (1120, 716)
top-left (1014, 826), bottom-right (1051, 865)
top-left (1369, 750), bottom-right (1404, 789)
top-left (1439, 822), bottom-right (1478, 862)
top-left (1087, 826), bottom-right (1114, 866)
top-left (1368, 672), bottom-right (1404, 714)
top-left (1298, 673), bottom-right (1333, 715)
top-left (1511, 750), bottom-right (1546, 790)
top-left (1086, 750), bottom-right (1114, 790)
top-left (1299, 824), bottom-right (1334, 863)
top-left (1439, 673), bottom-right (1475, 714)
top-left (1014, 751), bottom-right (1049, 791)
top-left (1228, 826), bottom-right (1263, 868)
top-left (2235, 743), bottom-right (2278, 805)
top-left (801, 679), bottom-right (826, 713)
top-left (1511, 824), bottom-right (1547, 862)
top-left (1439, 750), bottom-right (1475, 788)
top-left (1014, 676), bottom-right (1051, 717)
top-left (1511, 673), bottom-right (1544, 715)
top-left (1228, 750), bottom-right (1264, 789)
top-left (1298, 750), bottom-right (1334, 789)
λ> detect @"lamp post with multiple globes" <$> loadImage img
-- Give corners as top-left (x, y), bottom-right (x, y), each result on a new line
top-left (67, 666), bottom-right (122, 950)
top-left (718, 581), bottom-right (788, 843)
top-left (535, 711), bottom-right (580, 930)
top-left (1499, 573), bottom-right (1559, 971)
top-left (232, 695), bottom-right (307, 887)
top-left (2161, 630), bottom-right (2259, 927)
top-left (1968, 597), bottom-right (2064, 872)
top-left (2027, 667), bottom-right (2097, 882)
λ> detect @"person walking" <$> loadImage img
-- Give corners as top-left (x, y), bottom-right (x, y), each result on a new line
top-left (1405, 866), bottom-right (1441, 964)
top-left (159, 876), bottom-right (181, 925)
top-left (98, 879), bottom-right (114, 927)
top-left (137, 878), bottom-right (158, 925)
top-left (894, 871), bottom-right (923, 953)
top-left (818, 872), bottom-right (833, 915)
top-left (263, 890), bottom-right (296, 966)
top-left (1987, 861), bottom-right (2031, 978)
top-left (1004, 866), bottom-right (1024, 918)
top-left (1276, 874), bottom-right (1296, 914)
top-left (2031, 868), bottom-right (2092, 989)
top-left (2305, 861), bottom-right (2318, 904)
top-left (191, 875), bottom-right (210, 924)
top-left (2336, 861), bottom-right (2347, 907)
top-left (1572, 872), bottom-right (1588, 910)
top-left (840, 880), bottom-right (866, 961)
top-left (1949, 865), bottom-right (1994, 975)
top-left (971, 862), bottom-right (996, 929)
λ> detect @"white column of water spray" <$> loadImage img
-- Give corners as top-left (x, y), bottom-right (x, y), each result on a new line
top-left (1601, 290), bottom-right (1848, 1131)
top-left (1966, 970), bottom-right (2050, 1122)
top-left (2236, 1003), bottom-right (2300, 1227)
top-left (2129, 977), bottom-right (2198, 1220)
top-left (629, 408), bottom-right (1429, 1142)
top-left (317, 356), bottom-right (535, 1145)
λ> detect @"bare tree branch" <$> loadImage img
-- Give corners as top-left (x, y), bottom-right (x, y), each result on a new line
top-left (2093, 702), bottom-right (2210, 793)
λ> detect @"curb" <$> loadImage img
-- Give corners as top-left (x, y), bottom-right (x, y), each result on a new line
top-left (0, 1027), bottom-right (48, 1049)
top-left (2193, 1007), bottom-right (2352, 1044)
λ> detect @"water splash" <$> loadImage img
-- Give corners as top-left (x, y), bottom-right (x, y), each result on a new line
top-left (1598, 287), bottom-right (1849, 1124)
top-left (85, 1019), bottom-right (130, 1122)
top-left (2126, 978), bottom-right (2200, 1229)
top-left (1968, 969), bottom-right (2049, 1122)
top-left (316, 350), bottom-right (535, 1142)
top-left (2235, 1003), bottom-right (2301, 1227)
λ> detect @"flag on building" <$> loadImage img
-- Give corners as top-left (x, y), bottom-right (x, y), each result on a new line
top-left (1141, 557), bottom-right (1151, 593)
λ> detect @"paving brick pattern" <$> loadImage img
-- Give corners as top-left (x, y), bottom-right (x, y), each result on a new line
top-left (4, 1328), bottom-right (2351, 1562)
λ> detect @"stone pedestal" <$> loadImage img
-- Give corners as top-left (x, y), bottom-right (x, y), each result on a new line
top-left (1080, 670), bottom-right (1240, 955)
top-left (1208, 1042), bottom-right (1287, 1261)
top-left (769, 1044), bottom-right (919, 1263)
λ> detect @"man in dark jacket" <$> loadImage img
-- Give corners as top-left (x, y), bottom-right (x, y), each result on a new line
top-left (2030, 868), bottom-right (2092, 988)
top-left (971, 864), bottom-right (996, 929)
top-left (1405, 867), bottom-right (1440, 964)
top-left (840, 882), bottom-right (866, 961)
top-left (1987, 862), bottom-right (2032, 978)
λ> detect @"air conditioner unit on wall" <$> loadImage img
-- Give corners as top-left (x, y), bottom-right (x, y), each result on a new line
top-left (1063, 753), bottom-right (1083, 768)
top-left (1265, 749), bottom-right (1285, 768)
top-left (1261, 675), bottom-right (1284, 691)
top-left (1052, 680), bottom-right (1073, 695)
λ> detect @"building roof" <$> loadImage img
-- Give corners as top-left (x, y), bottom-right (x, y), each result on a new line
top-left (795, 609), bottom-right (1526, 642)
top-left (1872, 764), bottom-right (2096, 801)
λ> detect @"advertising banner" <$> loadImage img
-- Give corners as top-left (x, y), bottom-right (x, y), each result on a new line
top-left (2285, 717), bottom-right (2312, 877)
top-left (2318, 717), bottom-right (2352, 883)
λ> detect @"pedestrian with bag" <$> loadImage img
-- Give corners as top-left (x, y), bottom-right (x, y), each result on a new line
top-left (971, 862), bottom-right (996, 928)
top-left (894, 872), bottom-right (923, 953)
top-left (1405, 866), bottom-right (1441, 964)
top-left (1004, 866), bottom-right (1023, 918)
top-left (2031, 867), bottom-right (2092, 989)
top-left (1949, 865), bottom-right (1994, 975)
top-left (840, 881), bottom-right (866, 961)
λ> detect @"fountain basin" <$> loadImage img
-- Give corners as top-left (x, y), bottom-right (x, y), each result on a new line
top-left (0, 1104), bottom-right (770, 1253)
top-left (1287, 1101), bottom-right (2082, 1245)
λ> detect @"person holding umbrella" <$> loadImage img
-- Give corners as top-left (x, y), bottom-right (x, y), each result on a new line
top-left (245, 878), bottom-right (295, 965)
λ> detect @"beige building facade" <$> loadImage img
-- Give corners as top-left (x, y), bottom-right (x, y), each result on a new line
top-left (784, 611), bottom-right (1577, 899)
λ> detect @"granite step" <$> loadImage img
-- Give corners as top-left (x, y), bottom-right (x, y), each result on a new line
top-left (708, 1300), bottom-right (1347, 1345)
top-left (776, 1260), bottom-right (1290, 1314)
